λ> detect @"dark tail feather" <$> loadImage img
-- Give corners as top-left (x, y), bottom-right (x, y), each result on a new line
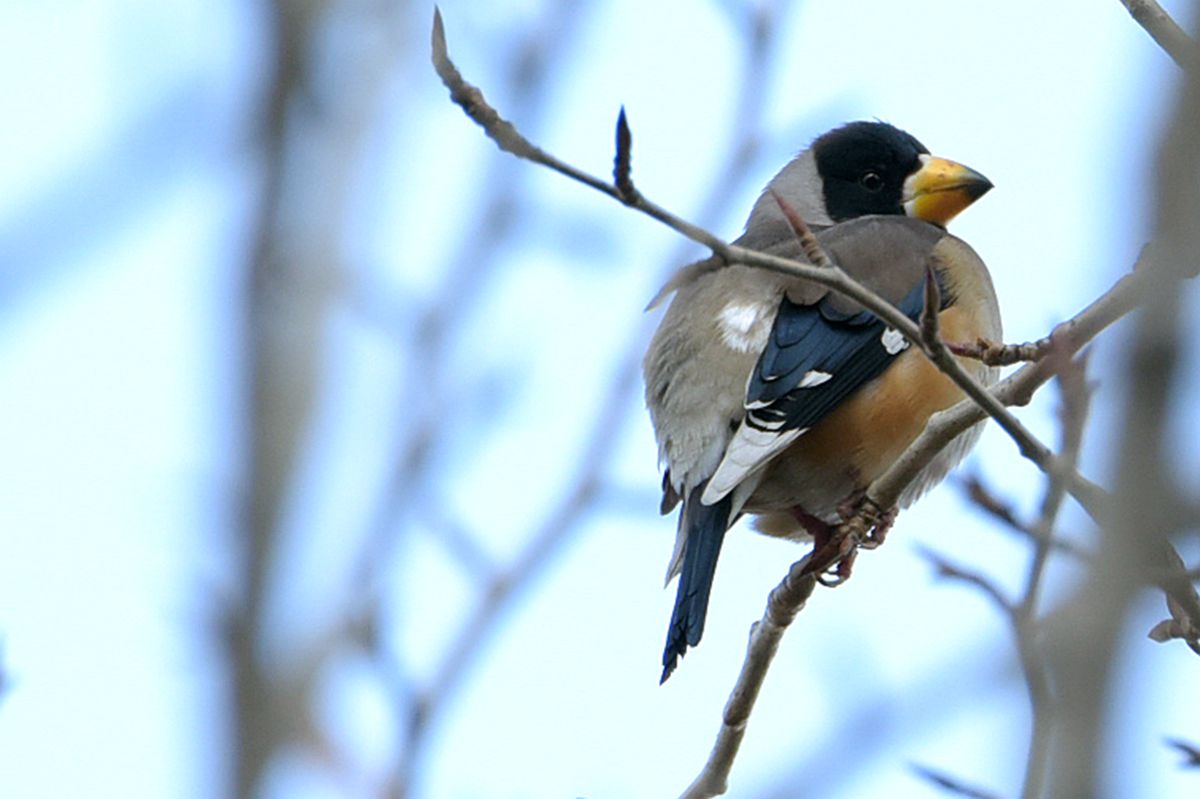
top-left (660, 485), bottom-right (734, 683)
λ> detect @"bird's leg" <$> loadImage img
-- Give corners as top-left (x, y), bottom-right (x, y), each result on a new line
top-left (788, 505), bottom-right (853, 587)
top-left (788, 505), bottom-right (833, 552)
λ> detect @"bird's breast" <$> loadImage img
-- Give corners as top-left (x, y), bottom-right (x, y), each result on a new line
top-left (745, 303), bottom-right (996, 532)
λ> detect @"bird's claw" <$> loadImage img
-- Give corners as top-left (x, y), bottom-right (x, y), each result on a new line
top-left (818, 548), bottom-right (858, 587)
top-left (860, 507), bottom-right (895, 549)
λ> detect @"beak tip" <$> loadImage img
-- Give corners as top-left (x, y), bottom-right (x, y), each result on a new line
top-left (961, 165), bottom-right (994, 199)
top-left (968, 175), bottom-right (994, 199)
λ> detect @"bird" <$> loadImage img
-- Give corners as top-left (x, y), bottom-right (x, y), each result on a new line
top-left (644, 121), bottom-right (1001, 682)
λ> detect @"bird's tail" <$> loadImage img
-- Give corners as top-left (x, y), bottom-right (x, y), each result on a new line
top-left (661, 484), bottom-right (733, 683)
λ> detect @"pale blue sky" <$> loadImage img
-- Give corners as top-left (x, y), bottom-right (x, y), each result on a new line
top-left (0, 2), bottom-right (1198, 798)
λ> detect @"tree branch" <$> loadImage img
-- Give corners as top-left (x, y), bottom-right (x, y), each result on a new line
top-left (1015, 357), bottom-right (1090, 799)
top-left (947, 335), bottom-right (1056, 366)
top-left (425, 10), bottom-right (1200, 795)
top-left (1046, 7), bottom-right (1200, 793)
top-left (432, 8), bottom-right (1111, 523)
top-left (918, 547), bottom-right (1013, 613)
top-left (1118, 0), bottom-right (1200, 72)
top-left (1165, 737), bottom-right (1200, 768)
top-left (680, 547), bottom-right (825, 799)
top-left (408, 6), bottom-right (797, 797)
top-left (910, 764), bottom-right (1003, 799)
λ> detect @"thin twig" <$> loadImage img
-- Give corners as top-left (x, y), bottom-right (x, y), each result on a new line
top-left (771, 190), bottom-right (834, 268)
top-left (670, 103), bottom-right (1154, 799)
top-left (918, 546), bottom-right (1013, 613)
top-left (429, 9), bottom-right (1200, 797)
top-left (920, 264), bottom-right (942, 347)
top-left (914, 357), bottom-right (1090, 799)
top-left (681, 501), bottom-right (886, 798)
top-left (1015, 357), bottom-right (1091, 799)
top-left (679, 559), bottom-right (820, 799)
top-left (392, 6), bottom-right (606, 795)
top-left (865, 261), bottom-right (1153, 520)
top-left (432, 8), bottom-right (1108, 521)
top-left (962, 477), bottom-right (1092, 555)
top-left (1046, 14), bottom-right (1200, 793)
top-left (1021, 354), bottom-right (1091, 621)
top-left (1146, 544), bottom-right (1200, 655)
top-left (947, 335), bottom-right (1056, 365)
top-left (422, 9), bottom-right (797, 799)
top-left (1165, 737), bottom-right (1200, 768)
top-left (961, 477), bottom-right (1092, 561)
top-left (1118, 0), bottom-right (1200, 71)
top-left (431, 12), bottom-right (1138, 798)
top-left (910, 764), bottom-right (1004, 799)
top-left (962, 475), bottom-right (1026, 530)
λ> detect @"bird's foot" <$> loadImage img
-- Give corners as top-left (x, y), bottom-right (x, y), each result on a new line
top-left (835, 493), bottom-right (893, 550)
top-left (788, 504), bottom-right (862, 586)
top-left (817, 547), bottom-right (857, 587)
top-left (864, 506), bottom-right (896, 548)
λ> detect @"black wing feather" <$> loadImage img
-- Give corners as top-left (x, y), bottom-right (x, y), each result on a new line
top-left (745, 276), bottom-right (940, 434)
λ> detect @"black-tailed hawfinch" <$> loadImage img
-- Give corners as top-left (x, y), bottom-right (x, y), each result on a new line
top-left (644, 121), bottom-right (1000, 682)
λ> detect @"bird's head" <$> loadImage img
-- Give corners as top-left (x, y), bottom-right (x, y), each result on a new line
top-left (747, 121), bottom-right (992, 235)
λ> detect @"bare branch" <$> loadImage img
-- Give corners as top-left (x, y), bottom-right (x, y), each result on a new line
top-left (866, 257), bottom-right (1155, 523)
top-left (680, 558), bottom-right (821, 799)
top-left (420, 505), bottom-right (495, 580)
top-left (910, 764), bottom-right (1004, 799)
top-left (1021, 354), bottom-right (1091, 616)
top-left (962, 475), bottom-right (1026, 530)
top-left (431, 9), bottom-right (592, 177)
top-left (770, 190), bottom-right (834, 268)
top-left (416, 8), bottom-right (799, 798)
top-left (429, 9), bottom-right (1200, 796)
top-left (426, 14), bottom-right (1191, 796)
top-left (680, 501), bottom-right (888, 798)
top-left (1014, 357), bottom-right (1091, 799)
top-left (1118, 0), bottom-right (1200, 71)
top-left (918, 357), bottom-right (1091, 799)
top-left (1147, 544), bottom-right (1200, 655)
top-left (947, 335), bottom-right (1056, 366)
top-left (1046, 10), bottom-right (1200, 792)
top-left (961, 471), bottom-right (1095, 568)
top-left (232, 2), bottom-right (326, 795)
top-left (432, 7), bottom-right (735, 259)
top-left (430, 9), bottom-right (1119, 522)
top-left (900, 312), bottom-right (1105, 523)
top-left (920, 264), bottom-right (943, 348)
top-left (917, 546), bottom-right (1013, 612)
top-left (1165, 737), bottom-right (1200, 768)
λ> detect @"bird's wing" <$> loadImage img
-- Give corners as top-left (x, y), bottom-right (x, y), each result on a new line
top-left (702, 217), bottom-right (948, 505)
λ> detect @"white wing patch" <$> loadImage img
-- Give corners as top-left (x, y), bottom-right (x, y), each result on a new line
top-left (701, 422), bottom-right (808, 505)
top-left (746, 369), bottom-right (832, 411)
top-left (718, 301), bottom-right (772, 353)
top-left (798, 369), bottom-right (832, 388)
top-left (881, 327), bottom-right (909, 355)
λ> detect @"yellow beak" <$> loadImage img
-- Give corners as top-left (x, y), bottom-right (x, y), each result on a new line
top-left (902, 155), bottom-right (993, 226)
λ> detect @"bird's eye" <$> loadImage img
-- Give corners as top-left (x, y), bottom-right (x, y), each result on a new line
top-left (859, 171), bottom-right (883, 192)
